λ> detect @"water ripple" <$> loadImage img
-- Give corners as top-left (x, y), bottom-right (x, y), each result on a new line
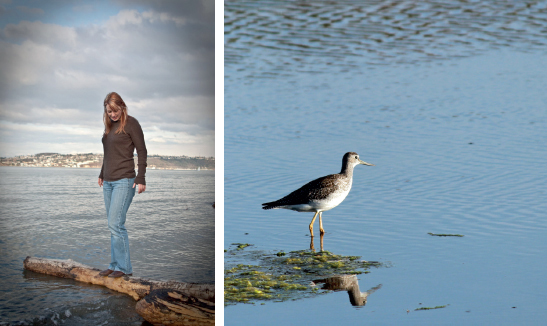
top-left (225, 0), bottom-right (547, 76)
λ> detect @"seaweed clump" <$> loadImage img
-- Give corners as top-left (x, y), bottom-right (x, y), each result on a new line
top-left (428, 233), bottom-right (464, 237)
top-left (415, 304), bottom-right (450, 311)
top-left (224, 244), bottom-right (382, 305)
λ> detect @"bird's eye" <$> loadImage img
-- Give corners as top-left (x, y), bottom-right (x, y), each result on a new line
top-left (355, 156), bottom-right (358, 159)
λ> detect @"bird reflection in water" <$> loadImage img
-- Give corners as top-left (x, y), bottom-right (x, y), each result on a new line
top-left (309, 233), bottom-right (324, 252)
top-left (312, 275), bottom-right (382, 307)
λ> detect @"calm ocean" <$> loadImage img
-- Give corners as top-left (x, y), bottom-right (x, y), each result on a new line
top-left (225, 1), bottom-right (547, 325)
top-left (0, 167), bottom-right (214, 325)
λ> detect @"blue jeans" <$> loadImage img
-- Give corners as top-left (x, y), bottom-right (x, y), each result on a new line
top-left (103, 177), bottom-right (135, 274)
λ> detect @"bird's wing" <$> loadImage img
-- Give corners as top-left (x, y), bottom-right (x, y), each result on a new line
top-left (272, 174), bottom-right (342, 206)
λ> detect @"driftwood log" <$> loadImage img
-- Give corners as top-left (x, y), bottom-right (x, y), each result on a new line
top-left (23, 256), bottom-right (214, 325)
top-left (136, 289), bottom-right (214, 326)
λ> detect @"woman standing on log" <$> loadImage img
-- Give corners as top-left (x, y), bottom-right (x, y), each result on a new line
top-left (98, 92), bottom-right (147, 278)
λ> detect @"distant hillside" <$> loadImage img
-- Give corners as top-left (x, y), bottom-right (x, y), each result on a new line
top-left (82, 156), bottom-right (215, 170)
top-left (1, 153), bottom-right (214, 170)
top-left (144, 156), bottom-right (215, 170)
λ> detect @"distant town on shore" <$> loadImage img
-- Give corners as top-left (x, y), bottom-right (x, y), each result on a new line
top-left (0, 153), bottom-right (215, 170)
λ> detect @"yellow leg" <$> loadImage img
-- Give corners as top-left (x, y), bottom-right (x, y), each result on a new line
top-left (309, 211), bottom-right (319, 237)
top-left (319, 212), bottom-right (325, 235)
top-left (320, 233), bottom-right (324, 252)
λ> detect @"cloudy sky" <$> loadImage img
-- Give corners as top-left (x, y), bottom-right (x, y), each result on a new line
top-left (0, 0), bottom-right (215, 157)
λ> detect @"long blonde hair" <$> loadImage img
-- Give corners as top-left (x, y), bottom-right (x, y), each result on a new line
top-left (103, 92), bottom-right (128, 135)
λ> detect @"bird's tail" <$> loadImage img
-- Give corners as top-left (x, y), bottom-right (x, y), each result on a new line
top-left (262, 201), bottom-right (278, 210)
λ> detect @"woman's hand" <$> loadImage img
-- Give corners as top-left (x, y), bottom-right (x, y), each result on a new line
top-left (98, 178), bottom-right (103, 187)
top-left (133, 183), bottom-right (146, 194)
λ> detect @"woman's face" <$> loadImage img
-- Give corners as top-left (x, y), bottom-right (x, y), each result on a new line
top-left (106, 105), bottom-right (121, 122)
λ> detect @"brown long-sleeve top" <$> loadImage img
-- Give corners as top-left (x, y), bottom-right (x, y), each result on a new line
top-left (99, 115), bottom-right (147, 185)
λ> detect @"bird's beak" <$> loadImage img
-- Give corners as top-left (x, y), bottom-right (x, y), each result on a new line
top-left (359, 159), bottom-right (374, 166)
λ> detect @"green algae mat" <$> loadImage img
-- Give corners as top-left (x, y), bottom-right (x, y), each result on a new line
top-left (224, 243), bottom-right (385, 305)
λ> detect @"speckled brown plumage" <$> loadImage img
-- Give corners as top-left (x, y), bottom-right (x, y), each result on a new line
top-left (262, 173), bottom-right (351, 209)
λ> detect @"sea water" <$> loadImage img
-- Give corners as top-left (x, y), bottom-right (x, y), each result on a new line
top-left (0, 167), bottom-right (214, 325)
top-left (224, 1), bottom-right (547, 324)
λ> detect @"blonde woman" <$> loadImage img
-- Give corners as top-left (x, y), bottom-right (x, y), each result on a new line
top-left (97, 92), bottom-right (147, 278)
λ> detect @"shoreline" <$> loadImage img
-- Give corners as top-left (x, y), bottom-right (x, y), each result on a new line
top-left (0, 166), bottom-right (214, 171)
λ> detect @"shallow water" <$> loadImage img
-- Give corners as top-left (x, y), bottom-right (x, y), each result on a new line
top-left (0, 167), bottom-right (214, 325)
top-left (224, 1), bottom-right (547, 324)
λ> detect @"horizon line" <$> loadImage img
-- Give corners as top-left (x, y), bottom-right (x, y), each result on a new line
top-left (1, 152), bottom-right (215, 158)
